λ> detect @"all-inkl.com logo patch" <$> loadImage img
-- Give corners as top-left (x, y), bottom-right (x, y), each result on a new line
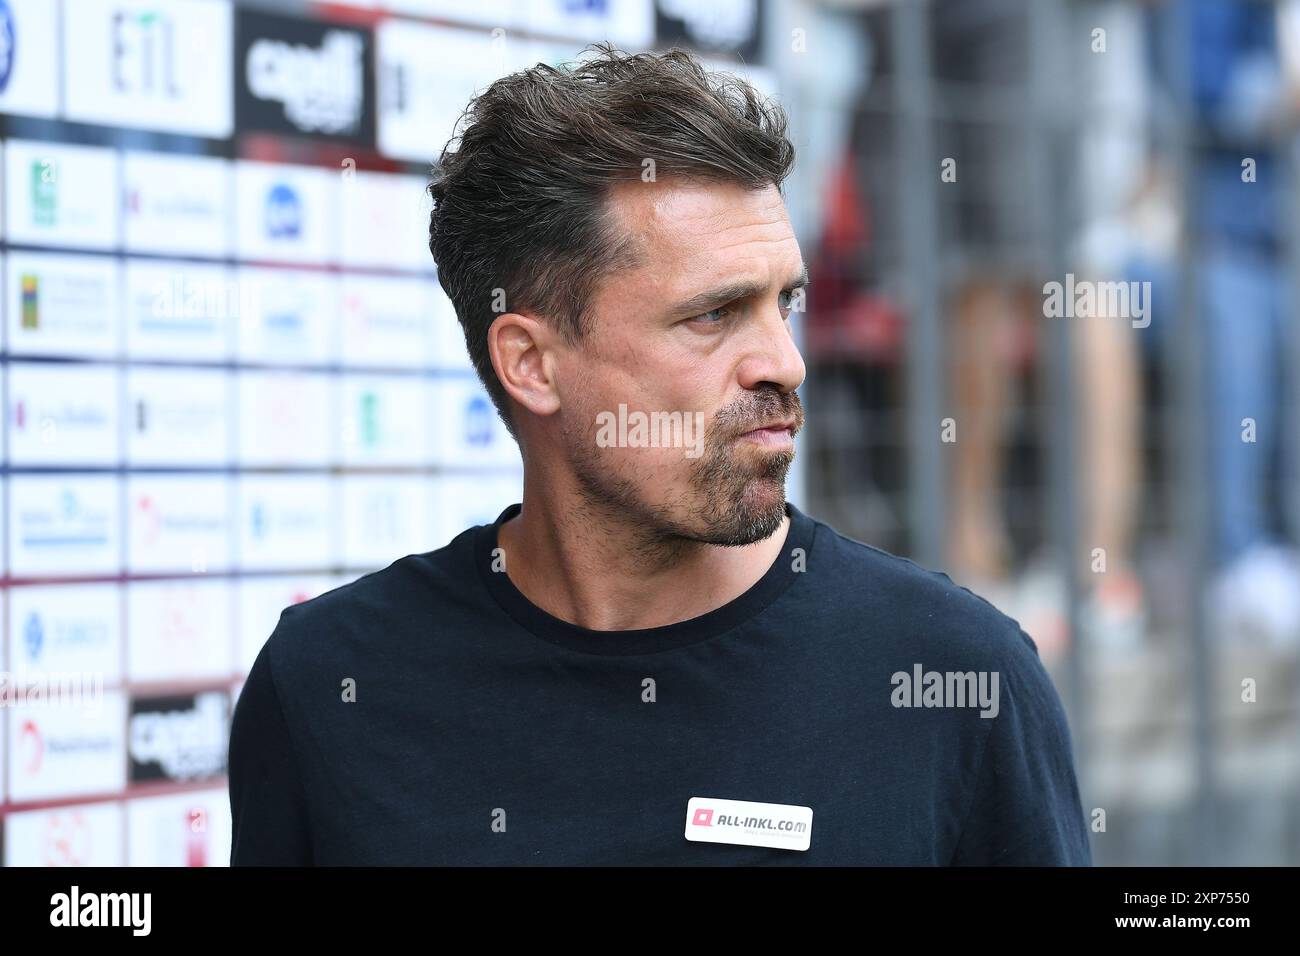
top-left (684, 797), bottom-right (812, 851)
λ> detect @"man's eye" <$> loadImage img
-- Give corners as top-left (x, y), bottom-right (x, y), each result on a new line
top-left (778, 290), bottom-right (795, 312)
top-left (693, 306), bottom-right (731, 324)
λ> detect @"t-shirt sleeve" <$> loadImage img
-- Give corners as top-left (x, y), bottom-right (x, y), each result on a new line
top-left (951, 628), bottom-right (1093, 866)
top-left (228, 626), bottom-right (314, 866)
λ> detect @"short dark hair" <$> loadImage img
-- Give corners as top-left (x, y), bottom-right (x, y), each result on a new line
top-left (427, 42), bottom-right (796, 435)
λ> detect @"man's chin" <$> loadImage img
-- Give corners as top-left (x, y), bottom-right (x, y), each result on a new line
top-left (698, 478), bottom-right (788, 547)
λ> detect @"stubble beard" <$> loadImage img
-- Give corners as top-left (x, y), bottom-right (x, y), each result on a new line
top-left (565, 391), bottom-right (803, 558)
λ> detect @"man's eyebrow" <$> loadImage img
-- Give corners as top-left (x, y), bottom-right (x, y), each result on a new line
top-left (669, 264), bottom-right (810, 316)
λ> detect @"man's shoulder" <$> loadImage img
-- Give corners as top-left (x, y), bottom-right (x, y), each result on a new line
top-left (258, 524), bottom-right (483, 668)
top-left (802, 510), bottom-right (1041, 666)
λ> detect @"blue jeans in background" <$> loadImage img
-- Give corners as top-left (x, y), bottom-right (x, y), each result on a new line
top-left (1126, 240), bottom-right (1289, 567)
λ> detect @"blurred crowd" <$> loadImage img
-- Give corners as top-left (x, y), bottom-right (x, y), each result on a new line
top-left (805, 0), bottom-right (1300, 659)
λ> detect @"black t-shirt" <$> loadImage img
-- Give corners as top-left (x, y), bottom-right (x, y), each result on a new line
top-left (228, 502), bottom-right (1092, 865)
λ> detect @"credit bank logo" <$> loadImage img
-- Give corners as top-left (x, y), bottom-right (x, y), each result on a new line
top-left (129, 692), bottom-right (228, 782)
top-left (247, 29), bottom-right (363, 134)
top-left (237, 9), bottom-right (373, 143)
top-left (656, 0), bottom-right (761, 59)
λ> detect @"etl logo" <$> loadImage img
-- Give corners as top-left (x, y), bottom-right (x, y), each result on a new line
top-left (111, 9), bottom-right (181, 98)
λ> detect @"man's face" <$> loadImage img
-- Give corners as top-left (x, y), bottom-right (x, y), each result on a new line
top-left (552, 178), bottom-right (807, 547)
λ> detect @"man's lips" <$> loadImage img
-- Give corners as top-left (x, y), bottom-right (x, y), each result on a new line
top-left (742, 417), bottom-right (797, 434)
top-left (738, 420), bottom-right (797, 446)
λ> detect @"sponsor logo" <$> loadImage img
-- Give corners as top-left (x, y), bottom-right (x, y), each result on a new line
top-left (30, 158), bottom-right (57, 225)
top-left (21, 272), bottom-right (39, 328)
top-left (0, 0), bottom-right (16, 94)
top-left (111, 8), bottom-right (180, 100)
top-left (129, 692), bottom-right (228, 782)
top-left (264, 182), bottom-right (301, 239)
top-left (44, 811), bottom-right (95, 867)
top-left (247, 29), bottom-right (364, 135)
top-left (237, 9), bottom-right (373, 142)
top-left (21, 609), bottom-right (108, 664)
top-left (683, 796), bottom-right (813, 850)
top-left (465, 394), bottom-right (493, 448)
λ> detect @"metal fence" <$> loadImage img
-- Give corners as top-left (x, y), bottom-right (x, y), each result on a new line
top-left (791, 0), bottom-right (1300, 865)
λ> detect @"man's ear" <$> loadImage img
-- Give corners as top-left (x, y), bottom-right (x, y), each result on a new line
top-left (488, 312), bottom-right (562, 417)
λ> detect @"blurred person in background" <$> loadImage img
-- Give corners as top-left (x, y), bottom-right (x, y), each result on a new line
top-left (810, 0), bottom-right (1124, 655)
top-left (1070, 0), bottom-right (1157, 653)
top-left (936, 0), bottom-right (1300, 652)
top-left (930, 0), bottom-right (1062, 647)
top-left (1126, 0), bottom-right (1300, 647)
top-left (804, 82), bottom-right (907, 545)
top-left (933, 0), bottom-right (1032, 586)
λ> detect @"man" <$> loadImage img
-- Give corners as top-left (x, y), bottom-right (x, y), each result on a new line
top-left (228, 43), bottom-right (1091, 866)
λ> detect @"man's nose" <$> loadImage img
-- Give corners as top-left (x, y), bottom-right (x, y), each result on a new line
top-left (736, 302), bottom-right (806, 394)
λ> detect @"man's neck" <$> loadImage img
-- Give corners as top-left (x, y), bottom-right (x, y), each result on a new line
top-left (494, 485), bottom-right (791, 632)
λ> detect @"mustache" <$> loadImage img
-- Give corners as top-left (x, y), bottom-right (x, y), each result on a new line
top-left (711, 390), bottom-right (805, 439)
